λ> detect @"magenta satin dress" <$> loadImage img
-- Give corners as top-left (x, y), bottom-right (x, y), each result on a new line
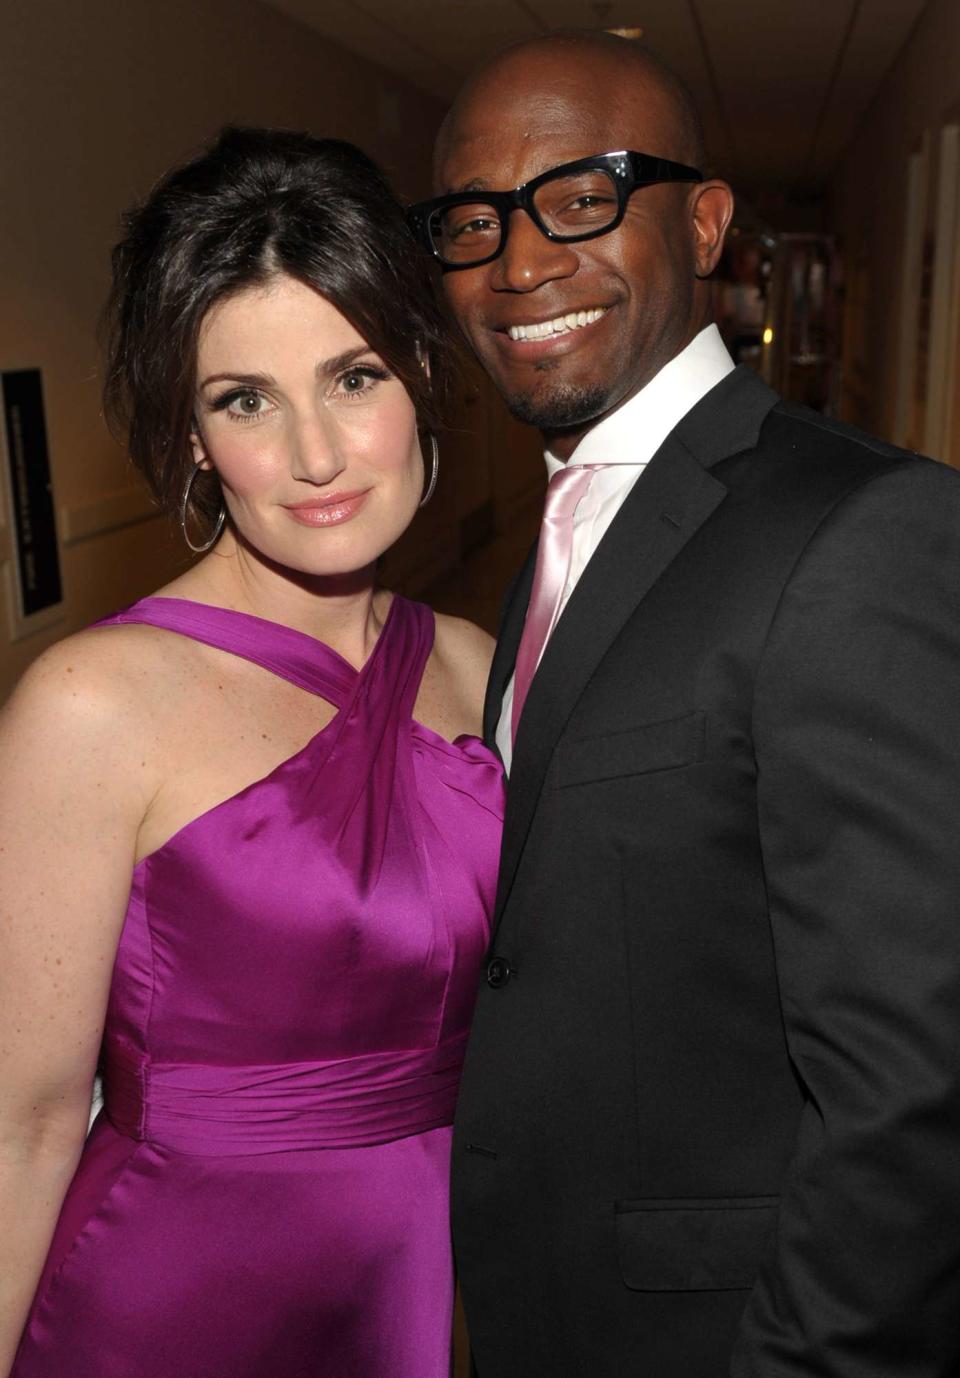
top-left (13, 595), bottom-right (504, 1378)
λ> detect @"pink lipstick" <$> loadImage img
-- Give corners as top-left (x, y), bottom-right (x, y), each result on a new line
top-left (284, 490), bottom-right (370, 527)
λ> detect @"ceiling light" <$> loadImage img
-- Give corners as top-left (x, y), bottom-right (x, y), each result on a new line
top-left (606, 26), bottom-right (644, 38)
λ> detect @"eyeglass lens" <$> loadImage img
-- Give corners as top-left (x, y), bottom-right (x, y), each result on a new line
top-left (430, 167), bottom-right (621, 264)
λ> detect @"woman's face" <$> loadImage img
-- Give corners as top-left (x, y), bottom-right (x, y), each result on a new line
top-left (192, 274), bottom-right (423, 579)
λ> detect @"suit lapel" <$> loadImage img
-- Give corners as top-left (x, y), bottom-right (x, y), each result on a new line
top-left (491, 365), bottom-right (779, 928)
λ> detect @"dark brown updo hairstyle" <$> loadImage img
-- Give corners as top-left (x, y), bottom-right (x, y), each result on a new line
top-left (104, 126), bottom-right (453, 539)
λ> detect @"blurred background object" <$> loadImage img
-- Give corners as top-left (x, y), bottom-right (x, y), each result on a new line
top-left (2, 0), bottom-right (958, 690)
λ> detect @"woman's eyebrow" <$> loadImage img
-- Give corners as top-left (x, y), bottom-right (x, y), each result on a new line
top-left (319, 346), bottom-right (378, 376)
top-left (198, 370), bottom-right (276, 391)
top-left (198, 347), bottom-right (378, 393)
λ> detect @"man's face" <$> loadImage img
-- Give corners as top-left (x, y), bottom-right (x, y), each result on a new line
top-left (437, 57), bottom-right (707, 434)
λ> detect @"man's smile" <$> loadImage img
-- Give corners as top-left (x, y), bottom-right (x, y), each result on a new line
top-left (488, 305), bottom-right (614, 364)
top-left (503, 307), bottom-right (608, 341)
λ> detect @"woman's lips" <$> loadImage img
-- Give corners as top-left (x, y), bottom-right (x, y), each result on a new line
top-left (284, 490), bottom-right (370, 526)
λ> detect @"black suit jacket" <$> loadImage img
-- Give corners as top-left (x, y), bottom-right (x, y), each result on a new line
top-left (453, 366), bottom-right (960, 1376)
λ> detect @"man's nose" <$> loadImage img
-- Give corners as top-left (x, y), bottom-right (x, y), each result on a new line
top-left (290, 411), bottom-right (349, 484)
top-left (491, 209), bottom-right (579, 292)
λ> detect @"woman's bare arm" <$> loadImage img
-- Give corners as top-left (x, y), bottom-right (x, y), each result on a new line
top-left (0, 633), bottom-right (151, 1375)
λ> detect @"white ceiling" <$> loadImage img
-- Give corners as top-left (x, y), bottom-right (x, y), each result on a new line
top-left (266, 0), bottom-right (929, 193)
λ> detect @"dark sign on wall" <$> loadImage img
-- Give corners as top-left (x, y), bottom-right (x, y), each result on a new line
top-left (2, 368), bottom-right (62, 618)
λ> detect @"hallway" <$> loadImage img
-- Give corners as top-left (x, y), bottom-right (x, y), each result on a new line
top-left (2, 3), bottom-right (960, 1374)
top-left (4, 0), bottom-right (960, 681)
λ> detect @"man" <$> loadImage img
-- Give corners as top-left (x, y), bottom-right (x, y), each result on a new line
top-left (409, 30), bottom-right (960, 1378)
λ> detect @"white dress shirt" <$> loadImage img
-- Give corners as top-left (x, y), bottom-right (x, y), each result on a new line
top-left (496, 323), bottom-right (735, 772)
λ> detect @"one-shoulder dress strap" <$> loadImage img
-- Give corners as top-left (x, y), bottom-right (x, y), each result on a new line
top-left (361, 595), bottom-right (435, 724)
top-left (95, 596), bottom-right (359, 706)
top-left (295, 596), bottom-right (435, 892)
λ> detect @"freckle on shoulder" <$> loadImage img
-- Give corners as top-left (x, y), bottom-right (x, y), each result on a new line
top-left (3, 625), bottom-right (172, 764)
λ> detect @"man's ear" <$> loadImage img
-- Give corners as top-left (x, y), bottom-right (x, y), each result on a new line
top-left (691, 180), bottom-right (735, 279)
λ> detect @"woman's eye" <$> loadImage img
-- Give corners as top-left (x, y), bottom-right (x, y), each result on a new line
top-left (225, 390), bottom-right (268, 419)
top-left (336, 365), bottom-right (389, 399)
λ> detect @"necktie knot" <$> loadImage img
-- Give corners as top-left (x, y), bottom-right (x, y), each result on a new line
top-left (543, 462), bottom-right (597, 514)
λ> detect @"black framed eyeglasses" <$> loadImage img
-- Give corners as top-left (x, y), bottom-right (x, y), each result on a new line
top-left (406, 150), bottom-right (703, 270)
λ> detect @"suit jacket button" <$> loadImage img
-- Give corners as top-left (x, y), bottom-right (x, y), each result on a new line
top-left (486, 956), bottom-right (512, 989)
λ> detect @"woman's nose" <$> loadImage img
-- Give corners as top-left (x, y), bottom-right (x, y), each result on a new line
top-left (289, 412), bottom-right (348, 484)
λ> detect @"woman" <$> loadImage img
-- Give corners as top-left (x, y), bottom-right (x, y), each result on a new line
top-left (0, 127), bottom-right (503, 1378)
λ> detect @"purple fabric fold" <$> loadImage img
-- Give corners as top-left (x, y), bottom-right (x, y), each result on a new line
top-left (105, 1034), bottom-right (469, 1153)
top-left (14, 595), bottom-right (504, 1378)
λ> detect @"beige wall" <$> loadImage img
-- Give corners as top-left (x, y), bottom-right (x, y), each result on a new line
top-left (0, 0), bottom-right (543, 699)
top-left (830, 0), bottom-right (960, 447)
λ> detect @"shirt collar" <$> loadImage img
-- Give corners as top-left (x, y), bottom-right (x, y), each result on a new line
top-left (544, 323), bottom-right (735, 478)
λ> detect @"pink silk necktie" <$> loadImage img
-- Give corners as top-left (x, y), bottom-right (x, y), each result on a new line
top-left (512, 464), bottom-right (601, 743)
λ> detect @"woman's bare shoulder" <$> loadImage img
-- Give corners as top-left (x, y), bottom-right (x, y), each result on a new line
top-left (432, 614), bottom-right (493, 655)
top-left (1, 621), bottom-right (193, 774)
top-left (430, 612), bottom-right (495, 715)
top-left (433, 611), bottom-right (494, 675)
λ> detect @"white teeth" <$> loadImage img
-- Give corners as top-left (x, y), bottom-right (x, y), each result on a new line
top-left (506, 307), bottom-right (606, 342)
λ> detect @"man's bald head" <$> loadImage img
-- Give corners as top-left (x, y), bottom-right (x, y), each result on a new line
top-left (435, 31), bottom-right (706, 186)
top-left (432, 28), bottom-right (732, 449)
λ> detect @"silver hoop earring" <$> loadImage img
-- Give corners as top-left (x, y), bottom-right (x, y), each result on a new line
top-left (179, 465), bottom-right (226, 554)
top-left (419, 434), bottom-right (439, 509)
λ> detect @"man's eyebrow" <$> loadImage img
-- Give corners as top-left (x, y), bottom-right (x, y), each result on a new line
top-left (446, 157), bottom-right (594, 197)
top-left (448, 177), bottom-right (492, 195)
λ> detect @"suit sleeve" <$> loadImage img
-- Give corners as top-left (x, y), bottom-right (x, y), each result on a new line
top-left (733, 459), bottom-right (960, 1375)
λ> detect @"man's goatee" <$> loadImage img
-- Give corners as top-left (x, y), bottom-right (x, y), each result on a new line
top-left (504, 384), bottom-right (611, 433)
